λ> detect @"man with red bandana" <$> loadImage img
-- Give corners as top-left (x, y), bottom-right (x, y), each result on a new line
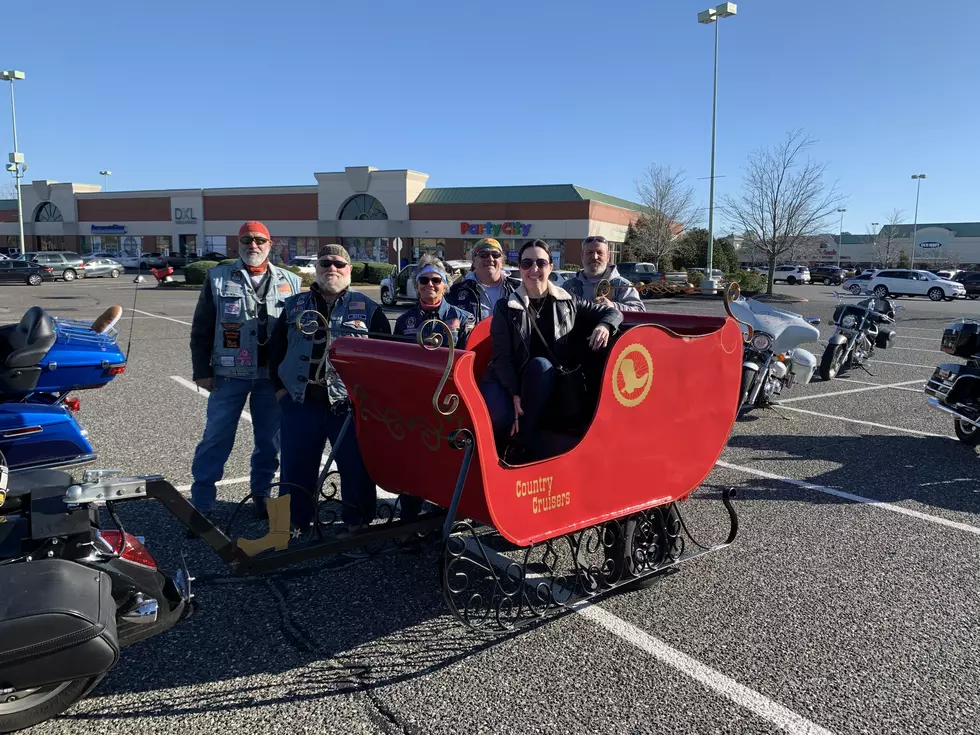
top-left (187, 221), bottom-right (302, 533)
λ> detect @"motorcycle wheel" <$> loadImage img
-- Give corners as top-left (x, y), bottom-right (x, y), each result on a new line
top-left (0, 675), bottom-right (102, 734)
top-left (953, 419), bottom-right (980, 447)
top-left (820, 344), bottom-right (844, 381)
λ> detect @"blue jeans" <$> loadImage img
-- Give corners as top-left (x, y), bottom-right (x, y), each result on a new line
top-left (190, 376), bottom-right (280, 514)
top-left (279, 396), bottom-right (376, 528)
top-left (481, 357), bottom-right (556, 448)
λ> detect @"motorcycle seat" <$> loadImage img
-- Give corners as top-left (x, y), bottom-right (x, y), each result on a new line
top-left (0, 307), bottom-right (57, 369)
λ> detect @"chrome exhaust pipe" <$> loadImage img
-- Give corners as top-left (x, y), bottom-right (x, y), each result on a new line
top-left (120, 595), bottom-right (158, 624)
top-left (926, 397), bottom-right (980, 428)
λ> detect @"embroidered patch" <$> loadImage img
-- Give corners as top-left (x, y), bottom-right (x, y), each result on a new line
top-left (231, 271), bottom-right (244, 282)
top-left (446, 318), bottom-right (460, 330)
top-left (278, 283), bottom-right (292, 293)
top-left (406, 317), bottom-right (416, 328)
top-left (223, 301), bottom-right (241, 317)
top-left (347, 312), bottom-right (367, 321)
top-left (220, 356), bottom-right (236, 367)
top-left (237, 348), bottom-right (252, 366)
top-left (221, 322), bottom-right (244, 329)
top-left (350, 301), bottom-right (365, 310)
top-left (223, 330), bottom-right (241, 349)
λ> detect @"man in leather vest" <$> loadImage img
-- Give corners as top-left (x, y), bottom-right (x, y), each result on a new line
top-left (187, 221), bottom-right (302, 530)
top-left (267, 244), bottom-right (391, 539)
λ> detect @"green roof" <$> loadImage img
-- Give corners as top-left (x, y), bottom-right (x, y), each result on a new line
top-left (0, 199), bottom-right (17, 211)
top-left (885, 222), bottom-right (980, 237)
top-left (413, 184), bottom-right (649, 212)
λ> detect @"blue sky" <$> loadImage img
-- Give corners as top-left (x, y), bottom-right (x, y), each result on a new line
top-left (2, 0), bottom-right (971, 234)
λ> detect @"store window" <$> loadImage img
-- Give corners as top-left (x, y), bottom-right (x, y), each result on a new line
top-left (343, 237), bottom-right (389, 263)
top-left (272, 237), bottom-right (318, 264)
top-left (120, 236), bottom-right (142, 256)
top-left (338, 194), bottom-right (388, 221)
top-left (34, 202), bottom-right (64, 223)
top-left (157, 236), bottom-right (173, 256)
top-left (179, 235), bottom-right (197, 257)
top-left (415, 239), bottom-right (446, 262)
top-left (204, 236), bottom-right (227, 257)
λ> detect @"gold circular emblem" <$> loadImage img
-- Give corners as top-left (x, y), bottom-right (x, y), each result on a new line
top-left (612, 344), bottom-right (654, 408)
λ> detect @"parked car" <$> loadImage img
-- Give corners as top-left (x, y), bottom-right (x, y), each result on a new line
top-left (953, 270), bottom-right (980, 300)
top-left (21, 251), bottom-right (87, 281)
top-left (809, 266), bottom-right (847, 286)
top-left (119, 252), bottom-right (168, 269)
top-left (842, 273), bottom-right (874, 295)
top-left (772, 265), bottom-right (811, 285)
top-left (287, 256), bottom-right (317, 275)
top-left (82, 256), bottom-right (124, 278)
top-left (381, 261), bottom-right (473, 306)
top-left (867, 269), bottom-right (967, 301)
top-left (0, 259), bottom-right (56, 286)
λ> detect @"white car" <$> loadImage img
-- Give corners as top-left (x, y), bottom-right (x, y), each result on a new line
top-left (772, 265), bottom-right (811, 285)
top-left (867, 268), bottom-right (966, 301)
top-left (380, 261), bottom-right (473, 306)
top-left (287, 256), bottom-right (316, 275)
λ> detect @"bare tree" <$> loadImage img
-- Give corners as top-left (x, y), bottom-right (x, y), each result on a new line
top-left (632, 163), bottom-right (700, 270)
top-left (0, 181), bottom-right (17, 200)
top-left (721, 129), bottom-right (847, 294)
top-left (867, 208), bottom-right (906, 268)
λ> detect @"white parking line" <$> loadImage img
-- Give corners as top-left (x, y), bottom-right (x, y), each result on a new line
top-left (889, 346), bottom-right (946, 354)
top-left (869, 359), bottom-right (941, 369)
top-left (716, 460), bottom-right (980, 537)
top-left (774, 405), bottom-right (953, 438)
top-left (778, 380), bottom-right (924, 403)
top-left (131, 308), bottom-right (192, 326)
top-left (475, 542), bottom-right (835, 735)
top-left (836, 378), bottom-right (923, 394)
top-left (170, 375), bottom-right (253, 422)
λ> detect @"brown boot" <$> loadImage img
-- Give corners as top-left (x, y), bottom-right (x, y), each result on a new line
top-left (237, 495), bottom-right (291, 556)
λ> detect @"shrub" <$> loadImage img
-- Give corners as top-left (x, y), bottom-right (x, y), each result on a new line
top-left (219, 258), bottom-right (237, 265)
top-left (184, 260), bottom-right (219, 285)
top-left (564, 263), bottom-right (582, 271)
top-left (686, 269), bottom-right (704, 287)
top-left (363, 261), bottom-right (396, 284)
top-left (350, 261), bottom-right (366, 283)
top-left (725, 270), bottom-right (767, 293)
top-left (283, 265), bottom-right (315, 288)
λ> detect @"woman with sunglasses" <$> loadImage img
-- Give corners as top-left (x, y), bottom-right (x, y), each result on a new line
top-left (481, 239), bottom-right (623, 463)
top-left (393, 254), bottom-right (476, 351)
top-left (393, 254), bottom-right (476, 525)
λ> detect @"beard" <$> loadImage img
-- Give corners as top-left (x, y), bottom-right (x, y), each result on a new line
top-left (241, 250), bottom-right (268, 267)
top-left (585, 261), bottom-right (606, 277)
top-left (318, 272), bottom-right (351, 295)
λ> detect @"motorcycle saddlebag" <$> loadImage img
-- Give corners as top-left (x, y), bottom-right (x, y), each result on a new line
top-left (875, 327), bottom-right (895, 349)
top-left (0, 558), bottom-right (119, 690)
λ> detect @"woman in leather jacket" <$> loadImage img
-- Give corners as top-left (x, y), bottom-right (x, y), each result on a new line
top-left (480, 239), bottom-right (623, 462)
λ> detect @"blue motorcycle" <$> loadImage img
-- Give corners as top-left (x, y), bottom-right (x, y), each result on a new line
top-left (0, 305), bottom-right (126, 473)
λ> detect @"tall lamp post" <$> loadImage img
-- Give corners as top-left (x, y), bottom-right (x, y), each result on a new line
top-left (836, 208), bottom-right (846, 267)
top-left (100, 170), bottom-right (112, 191)
top-left (1, 70), bottom-right (26, 255)
top-left (909, 173), bottom-right (926, 270)
top-left (870, 221), bottom-right (878, 267)
top-left (698, 2), bottom-right (737, 293)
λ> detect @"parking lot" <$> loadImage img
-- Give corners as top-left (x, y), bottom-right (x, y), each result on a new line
top-left (3, 277), bottom-right (979, 735)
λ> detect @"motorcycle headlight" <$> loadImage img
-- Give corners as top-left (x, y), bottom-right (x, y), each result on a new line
top-left (751, 333), bottom-right (773, 351)
top-left (841, 314), bottom-right (857, 329)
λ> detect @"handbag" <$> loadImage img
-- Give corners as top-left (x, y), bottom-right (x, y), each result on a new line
top-left (526, 303), bottom-right (587, 423)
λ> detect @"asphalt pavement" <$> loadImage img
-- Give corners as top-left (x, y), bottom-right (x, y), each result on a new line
top-left (3, 276), bottom-right (979, 735)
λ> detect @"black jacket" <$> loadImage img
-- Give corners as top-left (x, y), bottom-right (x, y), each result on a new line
top-left (487, 282), bottom-right (624, 397)
top-left (446, 273), bottom-right (522, 322)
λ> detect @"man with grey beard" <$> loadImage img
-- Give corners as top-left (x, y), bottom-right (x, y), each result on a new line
top-left (187, 221), bottom-right (302, 532)
top-left (564, 235), bottom-right (644, 312)
top-left (267, 244), bottom-right (390, 544)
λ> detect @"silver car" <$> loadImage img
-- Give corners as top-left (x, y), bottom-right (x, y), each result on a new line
top-left (82, 257), bottom-right (124, 278)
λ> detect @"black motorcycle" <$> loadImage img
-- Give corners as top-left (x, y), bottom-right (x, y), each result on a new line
top-left (0, 466), bottom-right (192, 733)
top-left (925, 319), bottom-right (980, 446)
top-left (819, 292), bottom-right (902, 381)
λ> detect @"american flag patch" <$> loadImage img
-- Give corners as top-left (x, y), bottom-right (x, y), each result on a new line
top-left (350, 301), bottom-right (365, 310)
top-left (447, 319), bottom-right (460, 329)
top-left (278, 283), bottom-right (292, 293)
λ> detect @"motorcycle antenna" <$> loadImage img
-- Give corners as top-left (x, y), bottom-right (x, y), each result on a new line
top-left (123, 245), bottom-right (145, 360)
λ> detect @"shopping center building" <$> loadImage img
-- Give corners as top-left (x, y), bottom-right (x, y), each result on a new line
top-left (0, 166), bottom-right (653, 268)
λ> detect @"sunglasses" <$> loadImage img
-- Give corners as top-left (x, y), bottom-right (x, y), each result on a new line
top-left (583, 236), bottom-right (607, 245)
top-left (317, 258), bottom-right (348, 269)
top-left (476, 251), bottom-right (502, 260)
top-left (240, 236), bottom-right (269, 245)
top-left (417, 276), bottom-right (443, 286)
top-left (520, 258), bottom-right (550, 270)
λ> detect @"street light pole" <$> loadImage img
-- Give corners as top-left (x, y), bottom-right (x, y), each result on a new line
top-left (836, 208), bottom-right (846, 267)
top-left (698, 2), bottom-right (737, 292)
top-left (909, 174), bottom-right (926, 270)
top-left (2, 70), bottom-right (26, 255)
top-left (100, 170), bottom-right (112, 191)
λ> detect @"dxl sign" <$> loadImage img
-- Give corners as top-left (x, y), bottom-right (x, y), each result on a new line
top-left (174, 207), bottom-right (198, 225)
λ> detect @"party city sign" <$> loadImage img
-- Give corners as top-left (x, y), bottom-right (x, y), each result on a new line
top-left (461, 221), bottom-right (532, 237)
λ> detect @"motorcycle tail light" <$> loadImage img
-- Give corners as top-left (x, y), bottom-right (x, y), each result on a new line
top-left (99, 530), bottom-right (158, 569)
top-left (64, 397), bottom-right (80, 412)
top-left (105, 364), bottom-right (126, 376)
